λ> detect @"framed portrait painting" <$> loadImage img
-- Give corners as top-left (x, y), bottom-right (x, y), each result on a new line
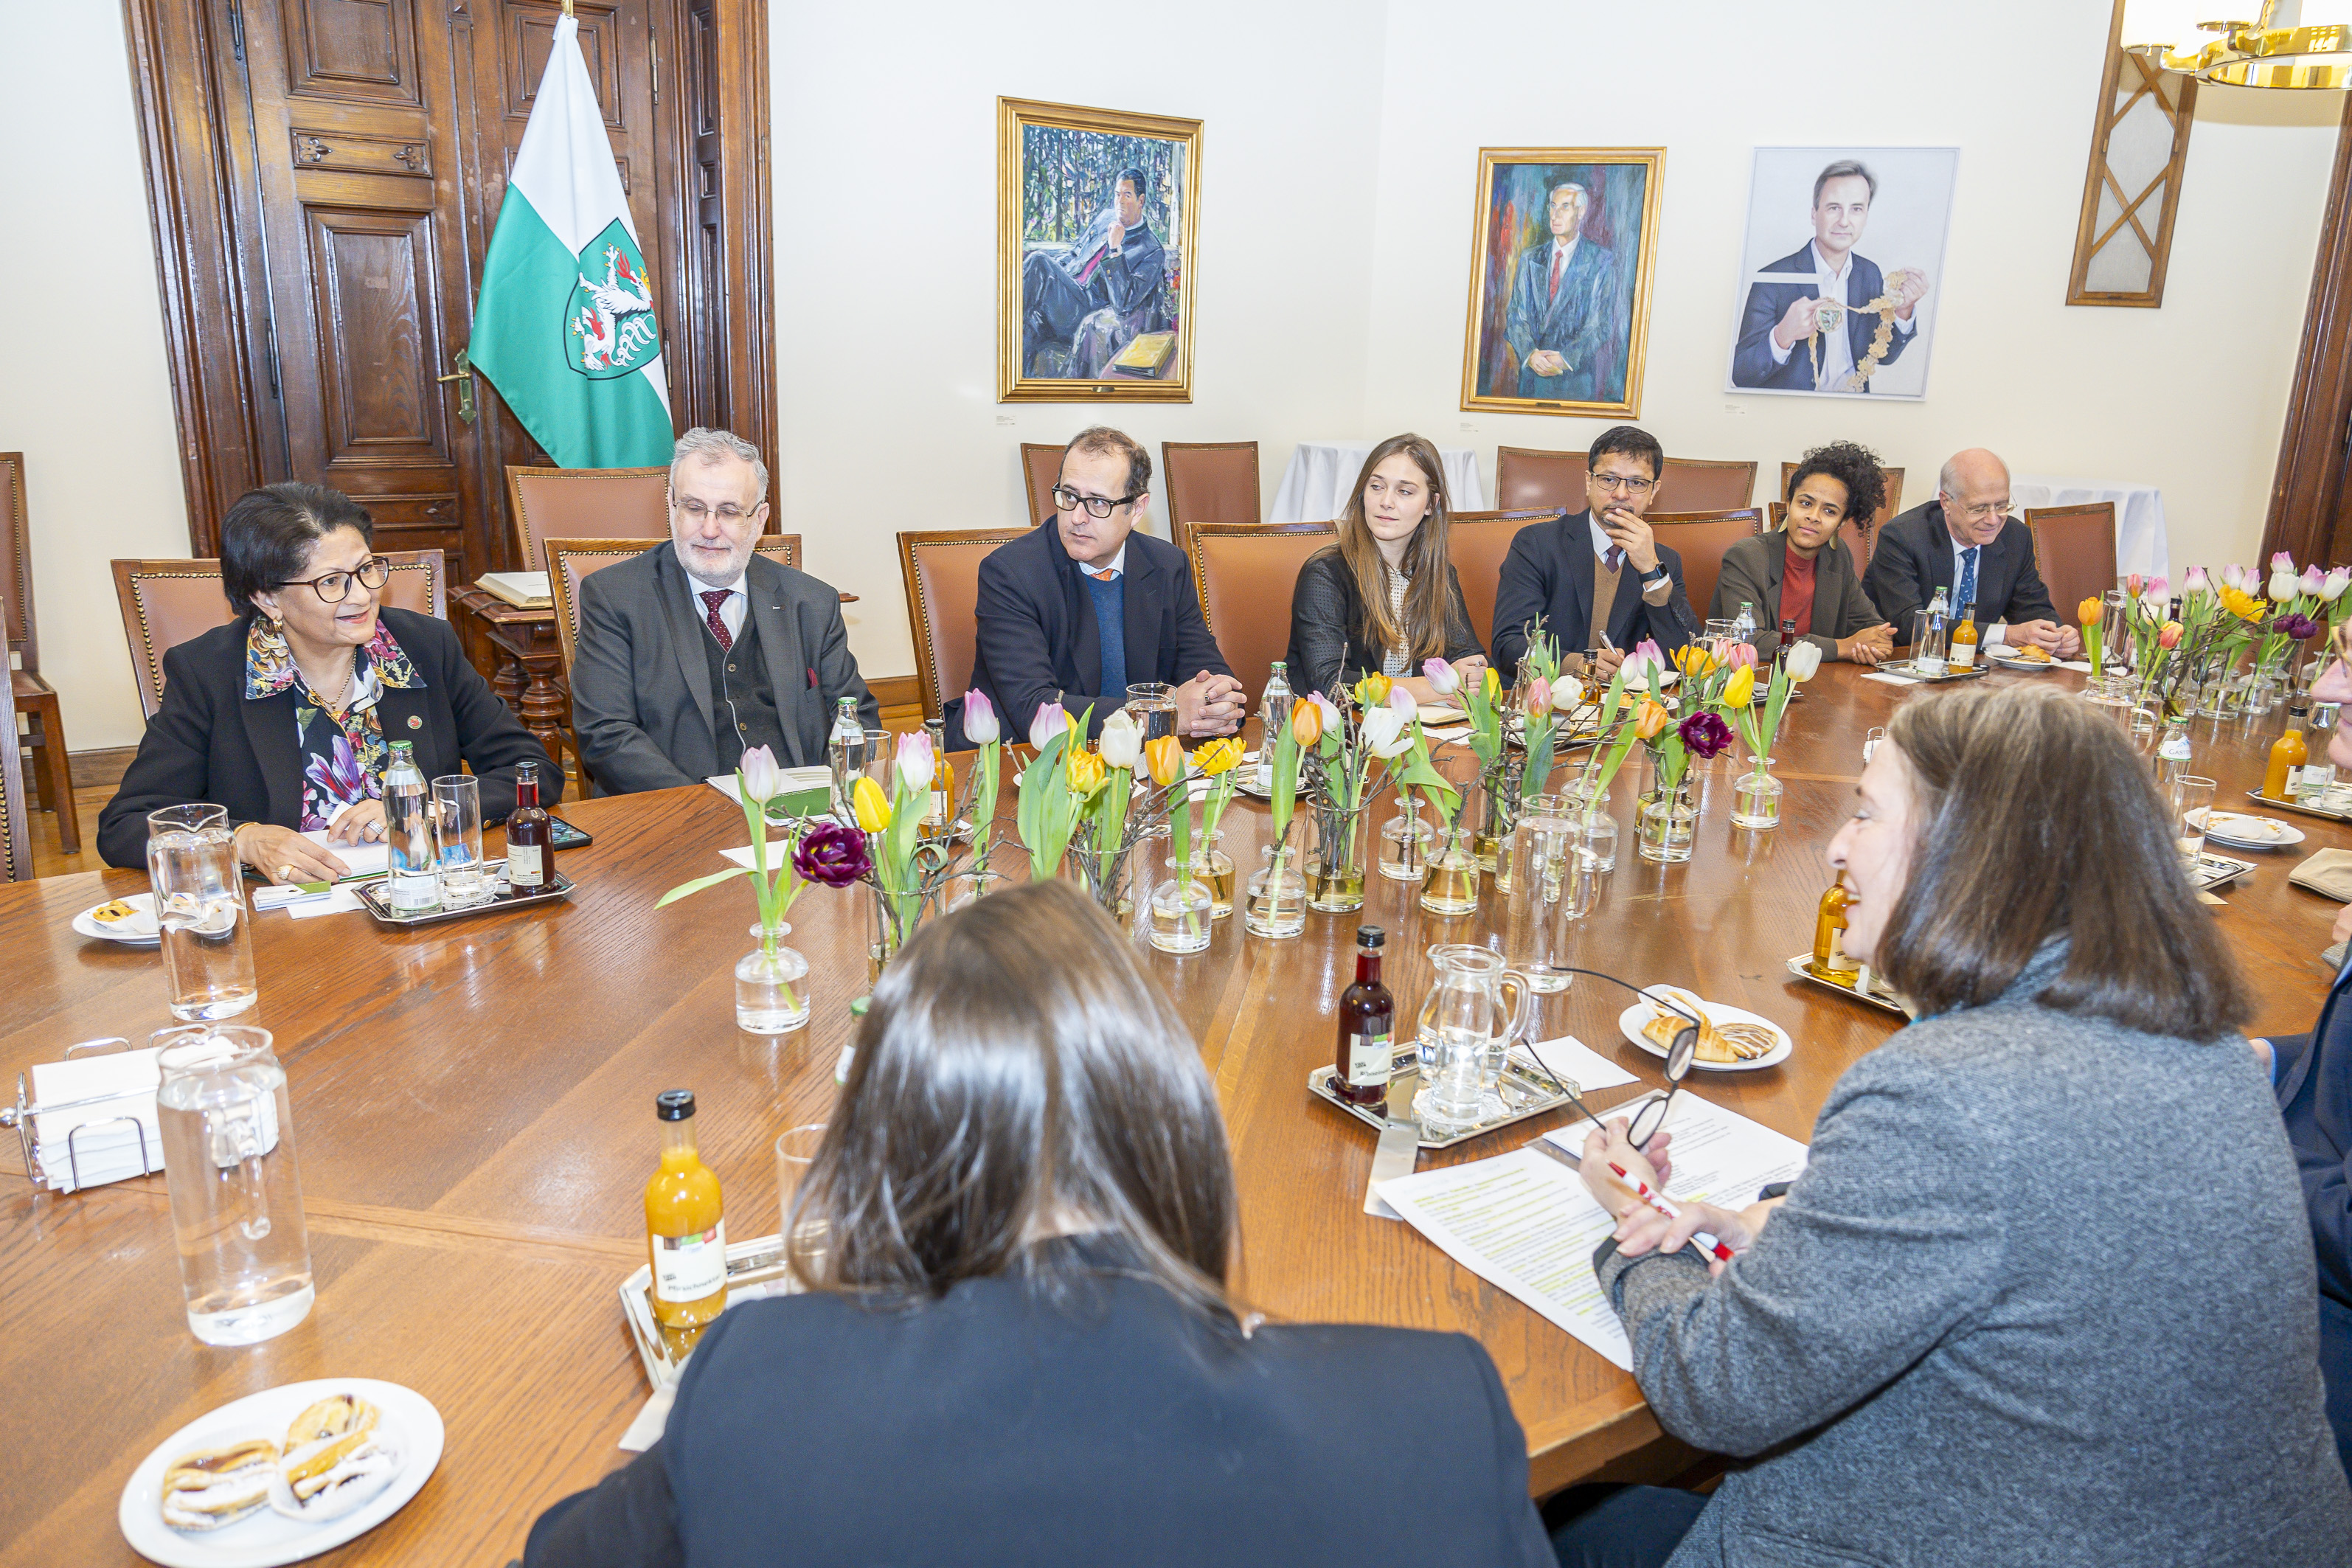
top-left (1724, 147), bottom-right (1958, 400)
top-left (1460, 148), bottom-right (1664, 419)
top-left (998, 97), bottom-right (1201, 403)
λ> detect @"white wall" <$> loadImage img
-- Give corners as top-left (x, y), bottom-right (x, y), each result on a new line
top-left (1, 3), bottom-right (192, 749)
top-left (1359, 0), bottom-right (2342, 585)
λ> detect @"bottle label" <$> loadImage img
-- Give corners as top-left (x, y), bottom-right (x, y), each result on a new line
top-left (2158, 733), bottom-right (2192, 761)
top-left (1346, 1029), bottom-right (1394, 1087)
top-left (652, 1220), bottom-right (727, 1303)
top-left (1948, 642), bottom-right (1976, 669)
top-left (507, 844), bottom-right (544, 887)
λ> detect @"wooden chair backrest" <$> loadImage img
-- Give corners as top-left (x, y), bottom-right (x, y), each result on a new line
top-left (1659, 459), bottom-right (1757, 511)
top-left (1446, 508), bottom-right (1556, 653)
top-left (111, 550), bottom-right (446, 720)
top-left (504, 465), bottom-right (671, 569)
top-left (898, 528), bottom-right (1030, 720)
top-left (1160, 441), bottom-right (1262, 556)
top-left (1646, 510), bottom-right (1766, 628)
top-left (2025, 503), bottom-right (2119, 623)
top-left (1185, 522), bottom-right (1336, 708)
top-left (1020, 443), bottom-right (1064, 527)
top-left (0, 451), bottom-right (35, 670)
top-left (544, 537), bottom-right (802, 679)
top-left (1494, 446), bottom-right (1586, 514)
top-left (0, 665), bottom-right (26, 882)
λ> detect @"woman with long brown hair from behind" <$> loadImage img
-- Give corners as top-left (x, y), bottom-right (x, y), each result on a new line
top-left (524, 879), bottom-right (1553, 1568)
top-left (1286, 434), bottom-right (1488, 704)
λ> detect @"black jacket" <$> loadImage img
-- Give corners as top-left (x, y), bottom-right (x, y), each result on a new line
top-left (948, 523), bottom-right (1231, 746)
top-left (523, 1244), bottom-right (1554, 1568)
top-left (1709, 532), bottom-right (1887, 659)
top-left (1488, 510), bottom-right (1699, 671)
top-left (97, 608), bottom-right (559, 867)
top-left (1862, 501), bottom-right (2058, 646)
top-left (1285, 547), bottom-right (1482, 700)
top-left (2266, 966), bottom-right (2352, 1477)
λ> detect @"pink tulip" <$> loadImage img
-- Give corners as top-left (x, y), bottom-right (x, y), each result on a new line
top-left (2272, 551), bottom-right (2298, 573)
top-left (1421, 657), bottom-right (1460, 695)
top-left (895, 729), bottom-right (935, 794)
top-left (962, 688), bottom-right (999, 746)
top-left (1387, 685), bottom-right (1418, 714)
top-left (2303, 564), bottom-right (2328, 595)
top-left (1030, 703), bottom-right (1069, 752)
top-left (738, 744), bottom-right (783, 804)
top-left (2183, 566), bottom-right (2212, 594)
top-left (1311, 692), bottom-right (1345, 731)
top-left (1633, 638), bottom-right (1665, 664)
top-left (2147, 575), bottom-right (2168, 600)
top-left (1524, 676), bottom-right (1552, 714)
top-left (1728, 642), bottom-right (1758, 669)
top-left (2159, 622), bottom-right (2182, 650)
top-left (2126, 574), bottom-right (2143, 597)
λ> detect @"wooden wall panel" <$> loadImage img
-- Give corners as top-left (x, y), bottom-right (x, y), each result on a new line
top-left (2261, 93), bottom-right (2352, 569)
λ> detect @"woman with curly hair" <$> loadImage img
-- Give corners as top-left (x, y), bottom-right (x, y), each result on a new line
top-left (1709, 440), bottom-right (1895, 664)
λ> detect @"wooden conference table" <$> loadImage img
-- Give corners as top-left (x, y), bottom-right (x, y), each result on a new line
top-left (1, 663), bottom-right (2341, 1565)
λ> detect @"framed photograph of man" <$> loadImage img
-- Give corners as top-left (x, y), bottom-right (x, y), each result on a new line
top-left (998, 97), bottom-right (1201, 403)
top-left (1459, 148), bottom-right (1664, 419)
top-left (1726, 147), bottom-right (1959, 400)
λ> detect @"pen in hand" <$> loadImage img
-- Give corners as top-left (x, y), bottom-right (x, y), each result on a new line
top-left (1608, 1162), bottom-right (1735, 1263)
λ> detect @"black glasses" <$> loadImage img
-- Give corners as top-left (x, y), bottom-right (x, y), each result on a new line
top-left (278, 556), bottom-right (392, 603)
top-left (1051, 484), bottom-right (1144, 519)
top-left (1513, 968), bottom-right (1699, 1154)
top-left (1590, 473), bottom-right (1657, 496)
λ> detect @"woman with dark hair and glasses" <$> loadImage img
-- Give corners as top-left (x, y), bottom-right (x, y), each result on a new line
top-left (1707, 440), bottom-right (1894, 665)
top-left (97, 482), bottom-right (558, 876)
top-left (524, 880), bottom-right (1554, 1568)
top-left (1552, 684), bottom-right (2351, 1567)
top-left (1286, 433), bottom-right (1488, 704)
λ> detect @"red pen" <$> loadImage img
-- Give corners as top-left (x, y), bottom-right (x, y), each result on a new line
top-left (1609, 1162), bottom-right (1736, 1263)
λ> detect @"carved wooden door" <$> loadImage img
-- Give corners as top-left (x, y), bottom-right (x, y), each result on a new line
top-left (235, 0), bottom-right (659, 578)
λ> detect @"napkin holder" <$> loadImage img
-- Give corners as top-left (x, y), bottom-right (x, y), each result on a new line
top-left (0, 1037), bottom-right (163, 1194)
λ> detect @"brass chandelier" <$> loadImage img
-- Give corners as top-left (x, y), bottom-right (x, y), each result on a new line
top-left (2122, 1), bottom-right (2351, 88)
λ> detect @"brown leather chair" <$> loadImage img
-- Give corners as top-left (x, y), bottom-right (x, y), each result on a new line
top-left (1447, 510), bottom-right (1555, 653)
top-left (1, 452), bottom-right (75, 851)
top-left (1020, 443), bottom-right (1065, 527)
top-left (1494, 446), bottom-right (1587, 513)
top-left (504, 465), bottom-right (671, 570)
top-left (2025, 503), bottom-right (2117, 624)
top-left (1185, 522), bottom-right (1336, 709)
top-left (0, 667), bottom-right (27, 881)
top-left (1659, 459), bottom-right (1757, 510)
top-left (1160, 442), bottom-right (1261, 556)
top-left (898, 528), bottom-right (1030, 721)
top-left (111, 549), bottom-right (447, 720)
top-left (1648, 510), bottom-right (1766, 631)
top-left (1776, 461), bottom-right (1903, 566)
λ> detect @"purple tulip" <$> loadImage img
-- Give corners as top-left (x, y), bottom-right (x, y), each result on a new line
top-left (794, 819), bottom-right (873, 887)
top-left (1677, 711), bottom-right (1733, 760)
top-left (2281, 613), bottom-right (2321, 642)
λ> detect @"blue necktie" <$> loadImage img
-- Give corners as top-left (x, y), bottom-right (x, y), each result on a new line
top-left (1957, 547), bottom-right (1979, 615)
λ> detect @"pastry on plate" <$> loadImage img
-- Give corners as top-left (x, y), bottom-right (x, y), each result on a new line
top-left (268, 1393), bottom-right (400, 1522)
top-left (1642, 989), bottom-right (1777, 1062)
top-left (2005, 645), bottom-right (2053, 665)
top-left (160, 1437), bottom-right (279, 1532)
top-left (90, 899), bottom-right (139, 925)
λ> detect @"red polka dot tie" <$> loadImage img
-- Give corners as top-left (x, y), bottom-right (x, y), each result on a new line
top-left (701, 590), bottom-right (732, 650)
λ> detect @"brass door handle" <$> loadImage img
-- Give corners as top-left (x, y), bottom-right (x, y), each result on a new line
top-left (437, 349), bottom-right (475, 425)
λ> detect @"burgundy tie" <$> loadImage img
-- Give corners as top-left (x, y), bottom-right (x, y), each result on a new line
top-left (1550, 247), bottom-right (1565, 299)
top-left (700, 589), bottom-right (732, 651)
top-left (1605, 546), bottom-right (1625, 574)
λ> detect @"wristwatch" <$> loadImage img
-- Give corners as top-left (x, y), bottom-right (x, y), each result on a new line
top-left (1638, 563), bottom-right (1669, 586)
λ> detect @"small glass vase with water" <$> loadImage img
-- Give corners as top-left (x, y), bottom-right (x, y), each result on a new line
top-left (146, 804), bottom-right (258, 1021)
top-left (156, 1024), bottom-right (314, 1345)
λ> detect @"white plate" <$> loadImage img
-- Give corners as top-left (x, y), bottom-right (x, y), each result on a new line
top-left (74, 892), bottom-right (160, 947)
top-left (1987, 651), bottom-right (2056, 671)
top-left (2197, 811), bottom-right (2306, 850)
top-left (119, 1378), bottom-right (442, 1567)
top-left (1617, 987), bottom-right (1793, 1073)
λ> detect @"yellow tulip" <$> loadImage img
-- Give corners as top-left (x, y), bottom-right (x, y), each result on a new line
top-left (1634, 699), bottom-right (1672, 740)
top-left (2219, 584), bottom-right (2266, 623)
top-left (1721, 665), bottom-right (1755, 709)
top-left (1195, 736), bottom-right (1246, 776)
top-left (852, 774), bottom-right (892, 833)
top-left (1066, 746), bottom-right (1106, 796)
top-left (1482, 666), bottom-right (1502, 702)
top-left (1673, 645), bottom-right (1718, 677)
top-left (1143, 733), bottom-right (1184, 787)
top-left (1291, 700), bottom-right (1323, 749)
top-left (2077, 596), bottom-right (2103, 628)
top-left (1353, 673), bottom-right (1392, 708)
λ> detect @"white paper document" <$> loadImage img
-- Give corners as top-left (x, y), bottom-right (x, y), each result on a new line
top-left (296, 830), bottom-right (389, 879)
top-left (1862, 671), bottom-right (1921, 688)
top-left (1510, 1033), bottom-right (1639, 1092)
top-left (720, 841), bottom-right (795, 870)
top-left (706, 767), bottom-right (833, 808)
top-left (1540, 1092), bottom-right (1811, 1210)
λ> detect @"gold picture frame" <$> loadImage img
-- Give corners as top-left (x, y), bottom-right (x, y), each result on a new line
top-left (1459, 146), bottom-right (1664, 419)
top-left (998, 97), bottom-right (1201, 403)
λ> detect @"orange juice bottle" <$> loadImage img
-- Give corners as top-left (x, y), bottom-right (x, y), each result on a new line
top-left (2264, 713), bottom-right (2308, 802)
top-left (646, 1090), bottom-right (727, 1353)
top-left (1811, 883), bottom-right (1859, 985)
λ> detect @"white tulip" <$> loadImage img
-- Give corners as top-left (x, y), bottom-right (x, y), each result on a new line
top-left (2325, 569), bottom-right (2352, 604)
top-left (2270, 570), bottom-right (2300, 603)
top-left (1359, 703), bottom-right (1410, 758)
top-left (1550, 676), bottom-right (1585, 712)
top-left (1098, 710), bottom-right (1142, 769)
top-left (1784, 642), bottom-right (1824, 682)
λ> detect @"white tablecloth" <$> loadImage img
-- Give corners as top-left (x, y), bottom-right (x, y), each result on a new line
top-left (2010, 474), bottom-right (2168, 580)
top-left (1270, 443), bottom-right (1486, 524)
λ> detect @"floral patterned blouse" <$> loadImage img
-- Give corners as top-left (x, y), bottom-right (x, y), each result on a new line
top-left (243, 617), bottom-right (423, 831)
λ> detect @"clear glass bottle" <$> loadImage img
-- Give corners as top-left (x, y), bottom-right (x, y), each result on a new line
top-left (923, 715), bottom-right (955, 841)
top-left (505, 759), bottom-right (549, 889)
top-left (1379, 797), bottom-right (1433, 881)
top-left (646, 1089), bottom-right (727, 1359)
top-left (1258, 662), bottom-right (1292, 791)
top-left (1730, 600), bottom-right (1756, 649)
top-left (383, 740), bottom-right (437, 912)
top-left (1911, 588), bottom-right (1950, 676)
top-left (827, 696), bottom-right (865, 820)
top-left (1333, 926), bottom-right (1394, 1109)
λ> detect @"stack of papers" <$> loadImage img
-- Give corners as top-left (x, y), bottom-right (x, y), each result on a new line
top-left (1376, 1092), bottom-right (1811, 1367)
top-left (27, 1047), bottom-right (167, 1191)
top-left (707, 769), bottom-right (835, 819)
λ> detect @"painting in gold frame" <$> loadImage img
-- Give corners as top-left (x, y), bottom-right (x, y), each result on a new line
top-left (1460, 147), bottom-right (1663, 419)
top-left (998, 97), bottom-right (1201, 403)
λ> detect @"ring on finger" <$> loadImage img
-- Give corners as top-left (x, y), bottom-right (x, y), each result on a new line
top-left (277, 864), bottom-right (299, 882)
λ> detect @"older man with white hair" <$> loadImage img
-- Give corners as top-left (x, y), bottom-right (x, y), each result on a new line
top-left (1862, 448), bottom-right (2078, 658)
top-left (571, 427), bottom-right (876, 793)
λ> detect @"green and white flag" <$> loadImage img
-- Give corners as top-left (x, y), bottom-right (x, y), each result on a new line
top-left (469, 13), bottom-right (671, 469)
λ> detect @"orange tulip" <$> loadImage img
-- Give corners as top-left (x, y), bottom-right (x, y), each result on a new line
top-left (1634, 699), bottom-right (1672, 740)
top-left (2077, 596), bottom-right (2103, 628)
top-left (1143, 733), bottom-right (1184, 787)
top-left (1291, 700), bottom-right (1323, 749)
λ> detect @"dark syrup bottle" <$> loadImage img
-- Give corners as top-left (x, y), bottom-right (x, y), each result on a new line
top-left (506, 760), bottom-right (549, 889)
top-left (1336, 926), bottom-right (1395, 1109)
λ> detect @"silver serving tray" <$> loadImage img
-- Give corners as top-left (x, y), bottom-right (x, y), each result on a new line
top-left (356, 867), bottom-right (575, 926)
top-left (2191, 850), bottom-right (2258, 892)
top-left (1783, 953), bottom-right (1908, 1016)
top-left (1308, 1041), bottom-right (1582, 1149)
top-left (620, 1231), bottom-right (805, 1389)
top-left (1879, 659), bottom-right (1991, 683)
top-left (2243, 788), bottom-right (2352, 825)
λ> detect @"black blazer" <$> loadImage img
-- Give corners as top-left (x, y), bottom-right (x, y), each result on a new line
top-left (1488, 510), bottom-right (1699, 672)
top-left (97, 608), bottom-right (560, 868)
top-left (948, 524), bottom-right (1232, 747)
top-left (2266, 967), bottom-right (2352, 1475)
top-left (1730, 243), bottom-right (1915, 393)
top-left (1709, 532), bottom-right (1887, 659)
top-left (1284, 547), bottom-right (1482, 700)
top-left (1862, 501), bottom-right (2058, 647)
top-left (522, 1243), bottom-right (1554, 1568)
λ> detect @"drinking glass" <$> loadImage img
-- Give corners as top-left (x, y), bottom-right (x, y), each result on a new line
top-left (2171, 775), bottom-right (2216, 870)
top-left (775, 1122), bottom-right (828, 1245)
top-left (1125, 681), bottom-right (1177, 747)
top-left (853, 728), bottom-right (894, 811)
top-left (155, 1025), bottom-right (313, 1345)
top-left (146, 805), bottom-right (257, 1022)
top-left (432, 775), bottom-right (485, 901)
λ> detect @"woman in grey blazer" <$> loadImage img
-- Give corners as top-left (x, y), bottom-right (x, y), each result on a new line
top-left (1557, 684), bottom-right (2351, 1567)
top-left (1707, 441), bottom-right (1895, 665)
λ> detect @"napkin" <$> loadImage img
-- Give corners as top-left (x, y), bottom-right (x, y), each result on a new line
top-left (1863, 671), bottom-right (1921, 687)
top-left (2289, 848), bottom-right (2352, 902)
top-left (27, 1047), bottom-right (165, 1191)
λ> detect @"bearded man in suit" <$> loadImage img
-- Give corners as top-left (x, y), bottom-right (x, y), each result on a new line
top-left (1505, 176), bottom-right (1619, 403)
top-left (1732, 159), bottom-right (1930, 394)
